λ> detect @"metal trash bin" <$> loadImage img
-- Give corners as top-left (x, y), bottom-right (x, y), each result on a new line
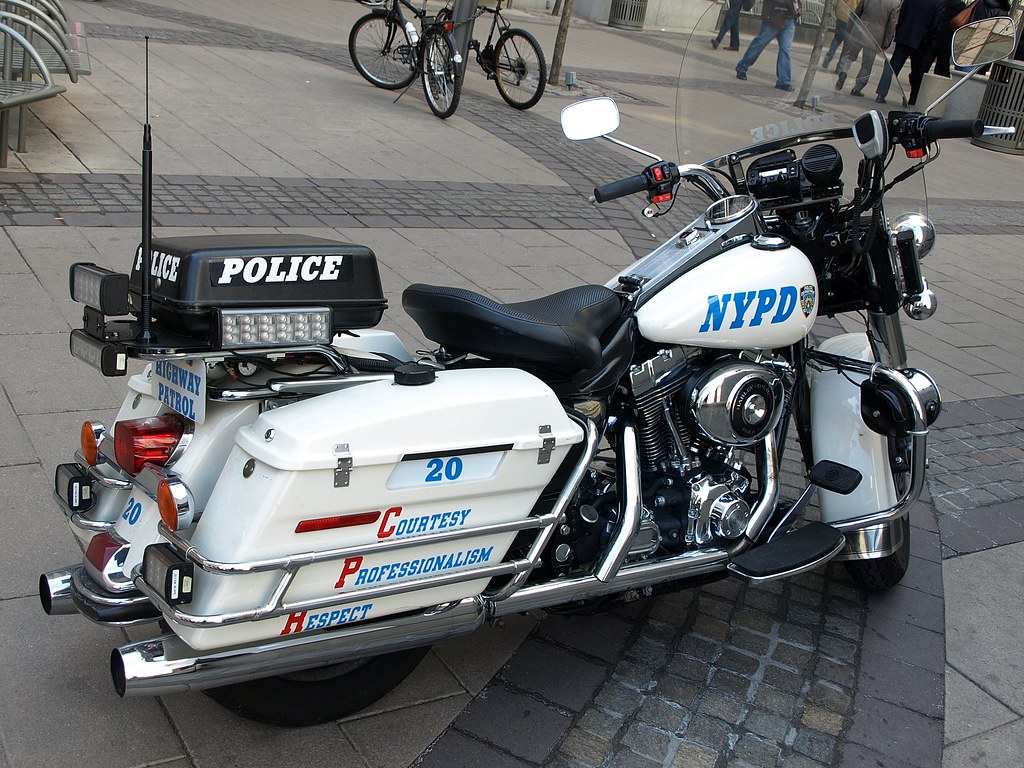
top-left (609, 0), bottom-right (647, 30)
top-left (972, 59), bottom-right (1024, 154)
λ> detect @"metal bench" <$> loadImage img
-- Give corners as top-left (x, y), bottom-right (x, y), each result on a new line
top-left (1, 0), bottom-right (90, 77)
top-left (1, 21), bottom-right (66, 166)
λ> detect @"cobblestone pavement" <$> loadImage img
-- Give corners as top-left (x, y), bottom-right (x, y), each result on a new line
top-left (414, 396), bottom-right (1024, 768)
top-left (2, 2), bottom-right (1023, 767)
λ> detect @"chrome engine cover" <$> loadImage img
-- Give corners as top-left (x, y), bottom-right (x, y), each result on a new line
top-left (687, 360), bottom-right (784, 446)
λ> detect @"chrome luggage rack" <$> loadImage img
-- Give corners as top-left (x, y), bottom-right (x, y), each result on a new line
top-left (132, 414), bottom-right (600, 629)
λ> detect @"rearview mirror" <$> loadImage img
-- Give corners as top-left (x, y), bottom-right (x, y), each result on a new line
top-left (560, 97), bottom-right (620, 141)
top-left (952, 17), bottom-right (1016, 68)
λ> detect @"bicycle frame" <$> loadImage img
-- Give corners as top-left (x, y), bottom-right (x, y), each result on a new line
top-left (466, 1), bottom-right (512, 75)
top-left (372, 0), bottom-right (450, 64)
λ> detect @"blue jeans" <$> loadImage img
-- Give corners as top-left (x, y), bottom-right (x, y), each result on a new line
top-left (736, 18), bottom-right (796, 88)
top-left (715, 0), bottom-right (745, 49)
top-left (824, 18), bottom-right (851, 62)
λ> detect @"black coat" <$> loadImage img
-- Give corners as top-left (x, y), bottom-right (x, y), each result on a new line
top-left (971, 0), bottom-right (1011, 21)
top-left (893, 0), bottom-right (947, 49)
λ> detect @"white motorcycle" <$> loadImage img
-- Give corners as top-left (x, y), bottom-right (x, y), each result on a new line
top-left (40, 17), bottom-right (1017, 725)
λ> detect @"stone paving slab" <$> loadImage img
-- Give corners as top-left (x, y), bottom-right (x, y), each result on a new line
top-left (3, 2), bottom-right (1024, 768)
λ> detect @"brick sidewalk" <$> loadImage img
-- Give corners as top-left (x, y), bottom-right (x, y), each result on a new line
top-left (2, 2), bottom-right (1023, 767)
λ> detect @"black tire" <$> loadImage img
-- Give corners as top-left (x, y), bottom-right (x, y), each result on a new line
top-left (421, 30), bottom-right (462, 119)
top-left (349, 11), bottom-right (417, 90)
top-left (844, 516), bottom-right (911, 590)
top-left (204, 646), bottom-right (430, 727)
top-left (493, 29), bottom-right (546, 110)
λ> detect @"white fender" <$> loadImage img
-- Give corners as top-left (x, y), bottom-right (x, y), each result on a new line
top-left (808, 333), bottom-right (897, 524)
top-left (332, 328), bottom-right (413, 362)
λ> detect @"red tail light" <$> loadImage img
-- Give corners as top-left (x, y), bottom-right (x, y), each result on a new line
top-left (86, 531), bottom-right (123, 571)
top-left (114, 415), bottom-right (185, 475)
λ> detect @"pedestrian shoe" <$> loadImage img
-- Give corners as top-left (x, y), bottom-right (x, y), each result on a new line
top-left (711, 37), bottom-right (720, 49)
top-left (775, 83), bottom-right (793, 91)
top-left (875, 95), bottom-right (886, 104)
top-left (736, 70), bottom-right (747, 80)
top-left (850, 87), bottom-right (863, 97)
top-left (835, 73), bottom-right (846, 91)
top-left (725, 46), bottom-right (740, 51)
top-left (820, 57), bottom-right (831, 70)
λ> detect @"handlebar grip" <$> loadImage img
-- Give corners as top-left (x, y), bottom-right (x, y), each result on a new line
top-left (594, 174), bottom-right (648, 204)
top-left (922, 118), bottom-right (984, 141)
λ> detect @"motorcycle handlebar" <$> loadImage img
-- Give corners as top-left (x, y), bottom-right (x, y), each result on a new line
top-left (921, 118), bottom-right (984, 142)
top-left (594, 174), bottom-right (649, 203)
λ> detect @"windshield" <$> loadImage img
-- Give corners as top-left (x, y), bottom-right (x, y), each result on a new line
top-left (670, 3), bottom-right (926, 224)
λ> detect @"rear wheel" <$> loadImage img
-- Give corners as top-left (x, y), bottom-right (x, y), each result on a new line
top-left (844, 516), bottom-right (911, 590)
top-left (421, 30), bottom-right (462, 119)
top-left (493, 29), bottom-right (546, 110)
top-left (349, 12), bottom-right (417, 90)
top-left (204, 646), bottom-right (430, 726)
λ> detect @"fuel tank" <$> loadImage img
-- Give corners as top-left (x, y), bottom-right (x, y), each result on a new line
top-left (635, 240), bottom-right (818, 349)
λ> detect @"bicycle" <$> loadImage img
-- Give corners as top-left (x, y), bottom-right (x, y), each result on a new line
top-left (464, 0), bottom-right (546, 110)
top-left (348, 0), bottom-right (463, 119)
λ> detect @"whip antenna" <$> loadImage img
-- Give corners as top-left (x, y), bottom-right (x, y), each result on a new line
top-left (137, 35), bottom-right (155, 343)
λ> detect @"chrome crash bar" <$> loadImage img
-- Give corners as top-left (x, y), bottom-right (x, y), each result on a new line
top-left (808, 352), bottom-right (933, 532)
top-left (135, 414), bottom-right (601, 629)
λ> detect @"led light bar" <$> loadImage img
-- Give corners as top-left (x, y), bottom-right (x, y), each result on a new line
top-left (214, 306), bottom-right (332, 349)
top-left (70, 329), bottom-right (128, 377)
top-left (70, 263), bottom-right (130, 316)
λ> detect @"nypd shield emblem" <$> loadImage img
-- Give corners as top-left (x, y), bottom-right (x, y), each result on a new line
top-left (800, 285), bottom-right (816, 318)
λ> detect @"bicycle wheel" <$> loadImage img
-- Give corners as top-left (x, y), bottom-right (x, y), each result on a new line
top-left (493, 29), bottom-right (546, 110)
top-left (349, 11), bottom-right (417, 90)
top-left (420, 30), bottom-right (462, 119)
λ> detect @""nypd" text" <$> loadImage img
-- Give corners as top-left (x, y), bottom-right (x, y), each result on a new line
top-left (699, 286), bottom-right (803, 333)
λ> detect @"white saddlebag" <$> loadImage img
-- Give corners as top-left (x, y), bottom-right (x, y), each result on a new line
top-left (166, 367), bottom-right (583, 649)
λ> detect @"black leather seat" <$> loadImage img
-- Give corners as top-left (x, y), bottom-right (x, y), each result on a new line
top-left (402, 283), bottom-right (625, 376)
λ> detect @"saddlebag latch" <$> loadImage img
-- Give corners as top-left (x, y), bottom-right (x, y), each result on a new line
top-left (538, 425), bottom-right (555, 465)
top-left (334, 443), bottom-right (352, 487)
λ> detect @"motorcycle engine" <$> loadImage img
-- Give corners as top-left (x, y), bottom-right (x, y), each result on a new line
top-left (554, 348), bottom-right (786, 572)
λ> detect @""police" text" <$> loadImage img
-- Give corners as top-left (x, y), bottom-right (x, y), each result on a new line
top-left (216, 255), bottom-right (347, 285)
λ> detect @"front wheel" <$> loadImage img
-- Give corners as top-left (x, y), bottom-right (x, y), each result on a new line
top-left (844, 516), bottom-right (911, 590)
top-left (204, 646), bottom-right (430, 726)
top-left (493, 29), bottom-right (546, 110)
top-left (421, 30), bottom-right (462, 119)
top-left (349, 12), bottom-right (417, 90)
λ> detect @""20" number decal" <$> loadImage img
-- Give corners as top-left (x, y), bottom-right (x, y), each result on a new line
top-left (425, 457), bottom-right (463, 483)
top-left (121, 496), bottom-right (143, 526)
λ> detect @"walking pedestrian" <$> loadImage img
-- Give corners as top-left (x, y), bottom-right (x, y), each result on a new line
top-left (712, 0), bottom-right (749, 51)
top-left (821, 0), bottom-right (861, 70)
top-left (875, 0), bottom-right (946, 105)
top-left (835, 0), bottom-right (902, 96)
top-left (735, 0), bottom-right (803, 91)
top-left (931, 0), bottom-right (968, 76)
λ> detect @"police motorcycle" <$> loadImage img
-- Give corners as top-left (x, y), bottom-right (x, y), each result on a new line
top-left (40, 14), bottom-right (1017, 726)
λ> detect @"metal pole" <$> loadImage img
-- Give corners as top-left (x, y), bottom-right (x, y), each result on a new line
top-left (450, 0), bottom-right (479, 75)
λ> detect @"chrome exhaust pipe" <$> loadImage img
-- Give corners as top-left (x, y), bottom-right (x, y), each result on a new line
top-left (112, 596), bottom-right (486, 697)
top-left (39, 569), bottom-right (77, 615)
top-left (492, 545), bottom-right (730, 617)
